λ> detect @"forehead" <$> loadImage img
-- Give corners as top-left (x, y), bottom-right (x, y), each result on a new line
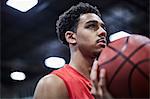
top-left (78, 13), bottom-right (103, 25)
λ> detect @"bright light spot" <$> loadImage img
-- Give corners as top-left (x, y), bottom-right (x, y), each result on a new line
top-left (109, 31), bottom-right (131, 42)
top-left (10, 71), bottom-right (26, 81)
top-left (44, 57), bottom-right (65, 68)
top-left (6, 0), bottom-right (38, 12)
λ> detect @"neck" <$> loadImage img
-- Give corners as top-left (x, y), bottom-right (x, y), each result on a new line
top-left (69, 48), bottom-right (95, 79)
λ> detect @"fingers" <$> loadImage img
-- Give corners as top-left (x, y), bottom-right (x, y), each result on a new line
top-left (90, 62), bottom-right (113, 99)
top-left (99, 69), bottom-right (106, 89)
top-left (90, 60), bottom-right (99, 81)
top-left (98, 69), bottom-right (113, 99)
top-left (90, 60), bottom-right (99, 95)
top-left (97, 69), bottom-right (106, 98)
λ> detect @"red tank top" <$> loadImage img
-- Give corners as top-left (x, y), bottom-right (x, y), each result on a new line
top-left (51, 64), bottom-right (94, 99)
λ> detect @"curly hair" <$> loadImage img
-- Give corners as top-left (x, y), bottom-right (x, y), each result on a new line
top-left (56, 2), bottom-right (101, 46)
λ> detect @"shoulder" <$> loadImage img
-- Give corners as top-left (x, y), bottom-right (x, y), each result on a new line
top-left (33, 74), bottom-right (69, 99)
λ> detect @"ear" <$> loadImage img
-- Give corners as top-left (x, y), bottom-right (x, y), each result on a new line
top-left (65, 31), bottom-right (77, 45)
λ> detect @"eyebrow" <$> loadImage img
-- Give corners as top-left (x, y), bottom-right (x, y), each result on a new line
top-left (85, 20), bottom-right (105, 26)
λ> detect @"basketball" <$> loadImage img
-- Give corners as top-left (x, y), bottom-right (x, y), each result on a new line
top-left (98, 33), bottom-right (150, 98)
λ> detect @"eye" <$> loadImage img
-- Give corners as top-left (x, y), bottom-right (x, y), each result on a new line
top-left (101, 24), bottom-right (106, 30)
top-left (85, 24), bottom-right (98, 30)
top-left (86, 24), bottom-right (95, 28)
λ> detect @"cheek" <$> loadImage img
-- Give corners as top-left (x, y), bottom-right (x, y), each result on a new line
top-left (77, 34), bottom-right (95, 46)
top-left (76, 29), bottom-right (96, 45)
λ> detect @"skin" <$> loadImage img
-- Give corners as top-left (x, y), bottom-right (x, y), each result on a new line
top-left (33, 13), bottom-right (112, 99)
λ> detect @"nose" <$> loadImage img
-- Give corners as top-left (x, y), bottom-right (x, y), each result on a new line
top-left (97, 29), bottom-right (107, 37)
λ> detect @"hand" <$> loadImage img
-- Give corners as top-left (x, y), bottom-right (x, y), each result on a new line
top-left (90, 60), bottom-right (113, 99)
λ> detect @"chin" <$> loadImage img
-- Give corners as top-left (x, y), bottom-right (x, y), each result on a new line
top-left (97, 48), bottom-right (103, 53)
top-left (93, 50), bottom-right (102, 59)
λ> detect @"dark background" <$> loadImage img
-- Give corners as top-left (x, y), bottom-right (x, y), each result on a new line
top-left (1, 0), bottom-right (149, 98)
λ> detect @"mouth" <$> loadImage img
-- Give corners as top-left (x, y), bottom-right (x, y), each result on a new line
top-left (96, 38), bottom-right (107, 48)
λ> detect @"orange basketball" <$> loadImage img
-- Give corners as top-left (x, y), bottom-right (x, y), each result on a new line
top-left (98, 33), bottom-right (150, 98)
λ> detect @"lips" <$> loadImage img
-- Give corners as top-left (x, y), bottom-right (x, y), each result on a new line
top-left (96, 38), bottom-right (107, 47)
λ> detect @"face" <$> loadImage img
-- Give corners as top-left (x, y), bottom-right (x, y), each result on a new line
top-left (75, 13), bottom-right (107, 58)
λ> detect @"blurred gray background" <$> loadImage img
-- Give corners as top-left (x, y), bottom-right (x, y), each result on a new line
top-left (1, 0), bottom-right (149, 98)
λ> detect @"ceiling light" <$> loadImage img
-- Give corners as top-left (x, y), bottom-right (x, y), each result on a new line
top-left (109, 31), bottom-right (131, 42)
top-left (10, 71), bottom-right (26, 81)
top-left (6, 0), bottom-right (38, 12)
top-left (44, 57), bottom-right (65, 68)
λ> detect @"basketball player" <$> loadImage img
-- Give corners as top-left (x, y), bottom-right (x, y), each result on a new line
top-left (34, 2), bottom-right (113, 99)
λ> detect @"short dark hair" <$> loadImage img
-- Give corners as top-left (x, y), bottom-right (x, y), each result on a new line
top-left (56, 2), bottom-right (101, 46)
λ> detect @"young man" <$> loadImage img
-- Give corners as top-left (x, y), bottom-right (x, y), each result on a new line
top-left (34, 2), bottom-right (112, 99)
